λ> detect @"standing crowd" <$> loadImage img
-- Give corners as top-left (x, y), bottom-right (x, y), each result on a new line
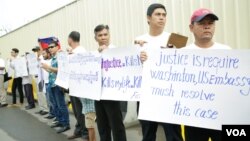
top-left (0, 3), bottom-right (230, 141)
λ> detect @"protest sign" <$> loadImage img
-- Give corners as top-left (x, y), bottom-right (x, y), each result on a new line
top-left (13, 57), bottom-right (28, 77)
top-left (139, 49), bottom-right (250, 130)
top-left (101, 47), bottom-right (143, 101)
top-left (55, 52), bottom-right (70, 89)
top-left (26, 53), bottom-right (39, 75)
top-left (68, 52), bottom-right (102, 100)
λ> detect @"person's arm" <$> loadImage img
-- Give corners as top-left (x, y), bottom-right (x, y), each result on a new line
top-left (41, 63), bottom-right (58, 73)
top-left (134, 40), bottom-right (148, 63)
top-left (140, 51), bottom-right (148, 63)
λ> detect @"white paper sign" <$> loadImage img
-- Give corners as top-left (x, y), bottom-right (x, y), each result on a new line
top-left (101, 47), bottom-right (143, 101)
top-left (138, 49), bottom-right (250, 130)
top-left (55, 52), bottom-right (70, 89)
top-left (68, 52), bottom-right (102, 100)
top-left (13, 57), bottom-right (28, 77)
top-left (26, 53), bottom-right (39, 75)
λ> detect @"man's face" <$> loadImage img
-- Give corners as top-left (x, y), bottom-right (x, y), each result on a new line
top-left (37, 49), bottom-right (42, 56)
top-left (48, 43), bottom-right (58, 55)
top-left (147, 8), bottom-right (167, 28)
top-left (190, 16), bottom-right (216, 41)
top-left (11, 51), bottom-right (17, 57)
top-left (95, 29), bottom-right (110, 46)
top-left (42, 51), bottom-right (48, 59)
top-left (68, 38), bottom-right (73, 47)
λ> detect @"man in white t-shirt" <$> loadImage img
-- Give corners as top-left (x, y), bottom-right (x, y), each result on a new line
top-left (184, 8), bottom-right (230, 141)
top-left (0, 54), bottom-right (8, 107)
top-left (134, 3), bottom-right (183, 141)
top-left (66, 31), bottom-right (89, 140)
top-left (94, 24), bottom-right (127, 141)
top-left (9, 48), bottom-right (24, 107)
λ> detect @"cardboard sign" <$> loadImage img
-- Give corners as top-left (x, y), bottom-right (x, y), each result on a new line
top-left (167, 33), bottom-right (188, 48)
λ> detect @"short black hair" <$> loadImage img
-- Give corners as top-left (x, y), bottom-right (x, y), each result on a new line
top-left (94, 24), bottom-right (109, 34)
top-left (32, 46), bottom-right (40, 52)
top-left (12, 48), bottom-right (19, 53)
top-left (147, 3), bottom-right (166, 16)
top-left (68, 31), bottom-right (80, 42)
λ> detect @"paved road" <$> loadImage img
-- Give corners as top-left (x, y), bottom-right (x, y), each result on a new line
top-left (0, 96), bottom-right (166, 141)
top-left (0, 107), bottom-right (70, 141)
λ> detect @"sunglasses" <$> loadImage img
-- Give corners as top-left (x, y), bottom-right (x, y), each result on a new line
top-left (48, 45), bottom-right (56, 49)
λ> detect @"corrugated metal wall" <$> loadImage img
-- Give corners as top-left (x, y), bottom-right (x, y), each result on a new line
top-left (0, 0), bottom-right (249, 58)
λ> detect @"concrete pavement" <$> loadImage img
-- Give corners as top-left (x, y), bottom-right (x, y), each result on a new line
top-left (0, 96), bottom-right (166, 141)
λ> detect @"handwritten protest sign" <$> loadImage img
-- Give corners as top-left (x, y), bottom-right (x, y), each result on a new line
top-left (101, 47), bottom-right (143, 101)
top-left (26, 53), bottom-right (39, 75)
top-left (68, 52), bottom-right (102, 100)
top-left (138, 49), bottom-right (250, 130)
top-left (13, 57), bottom-right (28, 77)
top-left (55, 52), bottom-right (70, 89)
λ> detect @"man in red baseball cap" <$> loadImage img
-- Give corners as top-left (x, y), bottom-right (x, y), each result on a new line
top-left (190, 8), bottom-right (218, 24)
top-left (184, 7), bottom-right (230, 141)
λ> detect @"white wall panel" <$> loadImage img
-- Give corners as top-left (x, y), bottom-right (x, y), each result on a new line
top-left (0, 0), bottom-right (249, 57)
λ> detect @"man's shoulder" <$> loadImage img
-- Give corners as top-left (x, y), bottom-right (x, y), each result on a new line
top-left (73, 46), bottom-right (86, 53)
top-left (184, 42), bottom-right (231, 49)
top-left (135, 31), bottom-right (170, 40)
top-left (162, 31), bottom-right (171, 37)
top-left (183, 43), bottom-right (197, 49)
top-left (135, 33), bottom-right (149, 41)
top-left (213, 42), bottom-right (231, 49)
top-left (109, 44), bottom-right (116, 48)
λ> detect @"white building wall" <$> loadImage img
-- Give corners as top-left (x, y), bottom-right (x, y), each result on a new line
top-left (1, 0), bottom-right (250, 58)
top-left (0, 0), bottom-right (249, 125)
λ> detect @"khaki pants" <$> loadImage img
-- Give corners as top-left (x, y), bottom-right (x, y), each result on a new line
top-left (0, 75), bottom-right (7, 104)
top-left (35, 78), bottom-right (48, 111)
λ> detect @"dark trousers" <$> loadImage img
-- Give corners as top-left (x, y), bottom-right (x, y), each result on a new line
top-left (137, 102), bottom-right (183, 141)
top-left (185, 126), bottom-right (221, 141)
top-left (23, 84), bottom-right (35, 107)
top-left (51, 86), bottom-right (69, 126)
top-left (12, 77), bottom-right (24, 104)
top-left (70, 96), bottom-right (88, 136)
top-left (120, 101), bottom-right (128, 121)
top-left (139, 120), bottom-right (183, 141)
top-left (95, 100), bottom-right (127, 141)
